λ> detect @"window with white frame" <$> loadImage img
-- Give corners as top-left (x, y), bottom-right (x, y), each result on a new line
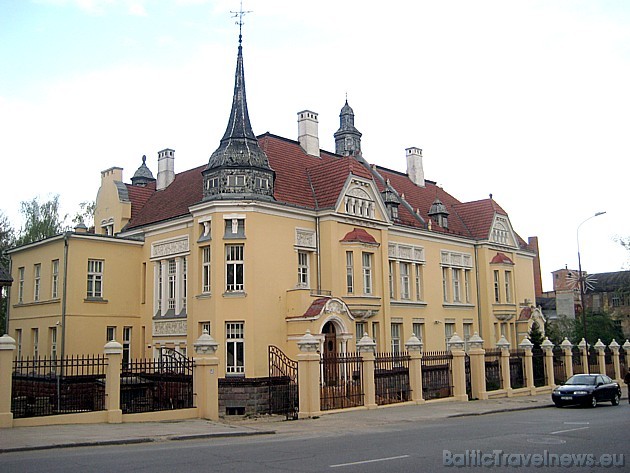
top-left (464, 270), bottom-right (471, 303)
top-left (202, 246), bottom-right (211, 293)
top-left (356, 322), bottom-right (366, 342)
top-left (400, 262), bottom-right (410, 300)
top-left (106, 326), bottom-right (116, 342)
top-left (122, 327), bottom-right (132, 367)
top-left (391, 323), bottom-right (402, 354)
top-left (155, 257), bottom-right (187, 315)
top-left (226, 244), bottom-right (244, 292)
top-left (388, 261), bottom-right (395, 299)
top-left (452, 268), bottom-right (461, 303)
top-left (168, 259), bottom-right (177, 309)
top-left (32, 328), bottom-right (39, 358)
top-left (199, 321), bottom-right (211, 336)
top-left (344, 185), bottom-right (375, 219)
top-left (362, 252), bottom-right (373, 295)
top-left (504, 270), bottom-right (513, 303)
top-left (297, 251), bottom-right (309, 288)
top-left (226, 322), bottom-right (244, 374)
top-left (442, 267), bottom-right (449, 302)
top-left (444, 322), bottom-right (455, 350)
top-left (346, 251), bottom-right (354, 294)
top-left (34, 263), bottom-right (41, 301)
top-left (51, 259), bottom-right (59, 299)
top-left (412, 321), bottom-right (425, 341)
top-left (18, 267), bottom-right (24, 303)
top-left (182, 258), bottom-right (187, 309)
top-left (50, 327), bottom-right (57, 359)
top-left (463, 322), bottom-right (473, 351)
top-left (415, 264), bottom-right (423, 301)
top-left (87, 259), bottom-right (104, 298)
top-left (493, 270), bottom-right (500, 303)
top-left (15, 329), bottom-right (22, 359)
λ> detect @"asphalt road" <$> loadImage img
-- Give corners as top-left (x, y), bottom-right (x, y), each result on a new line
top-left (1, 404), bottom-right (628, 472)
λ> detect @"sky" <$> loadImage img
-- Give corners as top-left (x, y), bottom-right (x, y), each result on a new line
top-left (1, 0), bottom-right (629, 291)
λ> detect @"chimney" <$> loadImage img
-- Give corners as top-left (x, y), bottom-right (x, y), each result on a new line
top-left (157, 148), bottom-right (175, 190)
top-left (297, 110), bottom-right (320, 158)
top-left (406, 147), bottom-right (425, 187)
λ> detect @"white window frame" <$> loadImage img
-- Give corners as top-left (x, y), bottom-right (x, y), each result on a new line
top-left (400, 262), bottom-right (410, 300)
top-left (50, 327), bottom-right (58, 359)
top-left (442, 267), bottom-right (449, 303)
top-left (107, 326), bottom-right (116, 342)
top-left (493, 270), bottom-right (500, 303)
top-left (226, 244), bottom-right (244, 292)
top-left (444, 322), bottom-right (455, 350)
top-left (452, 268), bottom-right (461, 303)
top-left (226, 322), bottom-right (244, 374)
top-left (297, 251), bottom-right (309, 288)
top-left (412, 322), bottom-right (425, 341)
top-left (15, 329), bottom-right (22, 359)
top-left (362, 252), bottom-right (373, 295)
top-left (388, 261), bottom-right (395, 299)
top-left (122, 327), bottom-right (132, 366)
top-left (356, 322), bottom-right (366, 342)
top-left (415, 264), bottom-right (423, 301)
top-left (87, 259), bottom-right (104, 298)
top-left (18, 267), bottom-right (24, 303)
top-left (464, 269), bottom-right (471, 304)
top-left (391, 323), bottom-right (402, 354)
top-left (504, 270), bottom-right (513, 303)
top-left (33, 263), bottom-right (41, 302)
top-left (202, 246), bottom-right (211, 293)
top-left (346, 251), bottom-right (354, 294)
top-left (32, 328), bottom-right (39, 358)
top-left (51, 259), bottom-right (59, 299)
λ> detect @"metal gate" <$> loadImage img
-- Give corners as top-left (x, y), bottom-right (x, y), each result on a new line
top-left (465, 353), bottom-right (472, 399)
top-left (268, 346), bottom-right (298, 419)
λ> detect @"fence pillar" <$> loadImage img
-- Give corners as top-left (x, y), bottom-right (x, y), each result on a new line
top-left (193, 329), bottom-right (219, 421)
top-left (0, 335), bottom-right (16, 428)
top-left (594, 339), bottom-right (606, 374)
top-left (609, 340), bottom-right (621, 382)
top-left (578, 338), bottom-right (589, 374)
top-left (541, 337), bottom-right (555, 388)
top-left (104, 340), bottom-right (123, 424)
top-left (560, 338), bottom-right (573, 379)
top-left (519, 337), bottom-right (536, 394)
top-left (448, 333), bottom-right (468, 402)
top-left (405, 335), bottom-right (424, 404)
top-left (468, 332), bottom-right (488, 400)
top-left (497, 336), bottom-right (512, 395)
top-left (357, 333), bottom-right (377, 409)
top-left (296, 330), bottom-right (321, 419)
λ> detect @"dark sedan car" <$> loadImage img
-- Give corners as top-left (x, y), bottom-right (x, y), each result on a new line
top-left (552, 374), bottom-right (621, 408)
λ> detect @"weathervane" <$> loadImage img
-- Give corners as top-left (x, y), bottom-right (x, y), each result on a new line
top-left (231, 1), bottom-right (252, 44)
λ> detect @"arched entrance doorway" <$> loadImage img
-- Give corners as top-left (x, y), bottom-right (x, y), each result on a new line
top-left (322, 321), bottom-right (338, 385)
top-left (322, 321), bottom-right (337, 356)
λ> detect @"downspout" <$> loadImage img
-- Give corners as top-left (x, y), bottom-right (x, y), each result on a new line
top-left (4, 255), bottom-right (11, 334)
top-left (474, 245), bottom-right (483, 339)
top-left (61, 232), bottom-right (70, 361)
top-left (316, 216), bottom-right (321, 294)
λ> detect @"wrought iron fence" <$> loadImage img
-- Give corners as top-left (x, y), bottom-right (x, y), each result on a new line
top-left (120, 349), bottom-right (193, 414)
top-left (532, 348), bottom-right (546, 387)
top-left (588, 348), bottom-right (599, 374)
top-left (320, 352), bottom-right (364, 411)
top-left (572, 346), bottom-right (584, 374)
top-left (465, 354), bottom-right (472, 399)
top-left (268, 345), bottom-right (298, 419)
top-left (421, 351), bottom-right (453, 400)
top-left (509, 349), bottom-right (525, 389)
top-left (374, 352), bottom-right (410, 405)
top-left (12, 355), bottom-right (107, 418)
top-left (484, 349), bottom-right (502, 391)
top-left (604, 347), bottom-right (615, 378)
top-left (620, 349), bottom-right (627, 377)
top-left (552, 346), bottom-right (566, 385)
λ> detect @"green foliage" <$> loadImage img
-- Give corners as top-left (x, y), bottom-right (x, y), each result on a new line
top-left (528, 320), bottom-right (545, 348)
top-left (0, 210), bottom-right (15, 334)
top-left (575, 311), bottom-right (624, 346)
top-left (544, 316), bottom-right (574, 345)
top-left (72, 201), bottom-right (95, 229)
top-left (14, 195), bottom-right (67, 247)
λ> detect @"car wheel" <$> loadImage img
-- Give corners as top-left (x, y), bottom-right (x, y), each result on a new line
top-left (589, 396), bottom-right (597, 408)
top-left (611, 394), bottom-right (620, 406)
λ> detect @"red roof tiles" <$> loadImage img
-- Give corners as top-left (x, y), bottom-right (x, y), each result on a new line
top-left (340, 228), bottom-right (379, 245)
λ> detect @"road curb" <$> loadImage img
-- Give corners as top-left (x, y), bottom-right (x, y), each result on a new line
top-left (448, 403), bottom-right (555, 418)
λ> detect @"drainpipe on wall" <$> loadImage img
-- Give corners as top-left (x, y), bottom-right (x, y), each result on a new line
top-left (316, 216), bottom-right (321, 294)
top-left (4, 255), bottom-right (11, 334)
top-left (474, 245), bottom-right (483, 339)
top-left (61, 231), bottom-right (70, 361)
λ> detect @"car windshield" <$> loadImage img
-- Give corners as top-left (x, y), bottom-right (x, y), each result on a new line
top-left (565, 375), bottom-right (596, 385)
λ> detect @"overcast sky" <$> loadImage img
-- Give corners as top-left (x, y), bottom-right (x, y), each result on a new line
top-left (1, 0), bottom-right (629, 291)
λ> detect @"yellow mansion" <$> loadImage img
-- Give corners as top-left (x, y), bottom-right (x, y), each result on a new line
top-left (6, 38), bottom-right (541, 382)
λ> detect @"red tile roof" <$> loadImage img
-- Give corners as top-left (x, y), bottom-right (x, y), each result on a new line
top-left (340, 228), bottom-right (379, 245)
top-left (123, 133), bottom-right (524, 248)
top-left (490, 252), bottom-right (515, 265)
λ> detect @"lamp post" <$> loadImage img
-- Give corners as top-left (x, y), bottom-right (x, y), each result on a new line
top-left (576, 211), bottom-right (606, 347)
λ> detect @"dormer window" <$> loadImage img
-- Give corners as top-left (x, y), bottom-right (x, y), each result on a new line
top-left (205, 177), bottom-right (219, 190)
top-left (227, 175), bottom-right (246, 187)
top-left (344, 186), bottom-right (375, 219)
top-left (255, 177), bottom-right (269, 189)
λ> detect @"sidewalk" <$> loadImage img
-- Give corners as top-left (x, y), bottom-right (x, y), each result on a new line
top-left (0, 394), bottom-right (561, 453)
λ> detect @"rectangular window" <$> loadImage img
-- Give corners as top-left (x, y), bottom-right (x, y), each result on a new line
top-left (202, 247), bottom-right (211, 293)
top-left (50, 327), bottom-right (58, 359)
top-left (106, 326), bottom-right (116, 342)
top-left (464, 269), bottom-right (471, 303)
top-left (157, 263), bottom-right (163, 313)
top-left (32, 328), bottom-right (39, 358)
top-left (226, 244), bottom-right (244, 292)
top-left (442, 267), bottom-right (449, 302)
top-left (415, 264), bottom-right (423, 301)
top-left (346, 251), bottom-right (354, 294)
top-left (504, 270), bottom-right (512, 303)
top-left (362, 252), bottom-right (373, 295)
top-left (388, 261), bottom-right (395, 299)
top-left (15, 329), bottom-right (22, 359)
top-left (33, 263), bottom-right (41, 301)
top-left (226, 322), bottom-right (244, 374)
top-left (412, 322), bottom-right (425, 341)
top-left (372, 321), bottom-right (380, 348)
top-left (493, 270), bottom-right (500, 303)
top-left (167, 259), bottom-right (176, 309)
top-left (463, 323), bottom-right (473, 351)
top-left (51, 259), bottom-right (59, 299)
top-left (18, 267), bottom-right (24, 303)
top-left (391, 323), bottom-right (402, 354)
top-left (181, 258), bottom-right (187, 310)
top-left (297, 251), bottom-right (309, 287)
top-left (400, 262), bottom-right (410, 300)
top-left (356, 322), bottom-right (366, 342)
top-left (122, 327), bottom-right (132, 367)
top-left (227, 174), bottom-right (246, 187)
top-left (452, 268), bottom-right (461, 303)
top-left (199, 321), bottom-right (211, 336)
top-left (445, 322), bottom-right (455, 350)
top-left (87, 259), bottom-right (104, 298)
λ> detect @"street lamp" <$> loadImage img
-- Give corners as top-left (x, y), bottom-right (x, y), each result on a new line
top-left (576, 211), bottom-right (606, 349)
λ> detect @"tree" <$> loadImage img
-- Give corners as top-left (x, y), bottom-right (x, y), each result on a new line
top-left (575, 310), bottom-right (624, 346)
top-left (72, 201), bottom-right (95, 229)
top-left (0, 210), bottom-right (15, 333)
top-left (528, 320), bottom-right (545, 349)
top-left (14, 195), bottom-right (67, 247)
top-left (544, 315), bottom-right (575, 345)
